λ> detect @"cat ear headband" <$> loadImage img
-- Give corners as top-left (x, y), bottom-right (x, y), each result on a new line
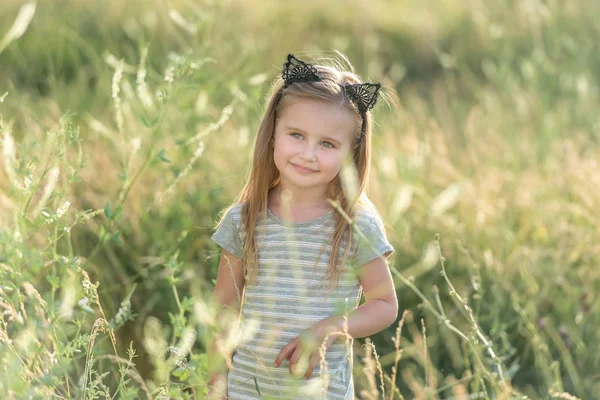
top-left (279, 53), bottom-right (381, 142)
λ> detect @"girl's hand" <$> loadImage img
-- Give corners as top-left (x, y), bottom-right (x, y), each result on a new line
top-left (274, 318), bottom-right (341, 379)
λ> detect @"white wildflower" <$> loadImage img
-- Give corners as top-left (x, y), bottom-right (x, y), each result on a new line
top-left (237, 318), bottom-right (260, 346)
top-left (230, 85), bottom-right (248, 102)
top-left (167, 51), bottom-right (182, 65)
top-left (339, 157), bottom-right (359, 205)
top-left (122, 79), bottom-right (135, 100)
top-left (80, 269), bottom-right (98, 303)
top-left (194, 141), bottom-right (205, 157)
top-left (77, 297), bottom-right (94, 313)
top-left (136, 47), bottom-right (154, 109)
top-left (194, 91), bottom-right (208, 114)
top-left (112, 60), bottom-right (125, 134)
top-left (164, 65), bottom-right (175, 83)
top-left (111, 61), bottom-right (123, 100)
top-left (185, 104), bottom-right (233, 145)
top-left (131, 137), bottom-right (141, 154)
top-left (378, 155), bottom-right (396, 177)
top-left (13, 225), bottom-right (21, 243)
top-left (143, 317), bottom-right (167, 359)
top-left (389, 185), bottom-right (414, 217)
top-left (248, 73), bottom-right (267, 86)
top-left (15, 328), bottom-right (36, 353)
top-left (2, 122), bottom-right (20, 189)
top-left (59, 273), bottom-right (76, 319)
top-left (176, 327), bottom-right (196, 359)
top-left (155, 141), bottom-right (205, 206)
top-left (0, 328), bottom-right (12, 344)
top-left (169, 9), bottom-right (198, 35)
top-left (193, 300), bottom-right (213, 325)
top-left (56, 201), bottom-right (70, 218)
top-left (34, 166), bottom-right (59, 216)
top-left (430, 183), bottom-right (463, 216)
top-left (421, 242), bottom-right (440, 270)
top-left (167, 327), bottom-right (196, 369)
top-left (87, 117), bottom-right (116, 141)
top-left (298, 377), bottom-right (326, 397)
top-left (23, 174), bottom-right (32, 190)
top-left (577, 75), bottom-right (589, 98)
top-left (238, 126), bottom-right (249, 147)
top-left (0, 1), bottom-right (36, 54)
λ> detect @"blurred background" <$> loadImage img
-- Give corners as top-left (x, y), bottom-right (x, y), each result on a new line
top-left (1, 0), bottom-right (599, 398)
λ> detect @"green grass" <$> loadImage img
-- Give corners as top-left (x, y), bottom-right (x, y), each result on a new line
top-left (1, 0), bottom-right (599, 398)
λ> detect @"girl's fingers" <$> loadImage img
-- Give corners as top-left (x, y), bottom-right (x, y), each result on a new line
top-left (274, 338), bottom-right (298, 367)
top-left (275, 335), bottom-right (327, 378)
top-left (289, 344), bottom-right (303, 364)
top-left (304, 352), bottom-right (322, 380)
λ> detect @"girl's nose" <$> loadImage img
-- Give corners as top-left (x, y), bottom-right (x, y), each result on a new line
top-left (300, 144), bottom-right (317, 161)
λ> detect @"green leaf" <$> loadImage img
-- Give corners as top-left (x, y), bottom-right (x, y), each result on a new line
top-left (104, 201), bottom-right (112, 219)
top-left (140, 115), bottom-right (159, 128)
top-left (156, 149), bottom-right (171, 163)
top-left (140, 115), bottom-right (151, 127)
top-left (111, 231), bottom-right (122, 245)
top-left (253, 376), bottom-right (261, 396)
top-left (112, 205), bottom-right (123, 221)
top-left (173, 367), bottom-right (190, 381)
top-left (99, 225), bottom-right (107, 239)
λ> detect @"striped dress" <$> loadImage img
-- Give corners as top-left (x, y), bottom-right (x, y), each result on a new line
top-left (212, 204), bottom-right (393, 399)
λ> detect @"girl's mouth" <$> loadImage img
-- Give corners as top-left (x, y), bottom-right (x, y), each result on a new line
top-left (291, 163), bottom-right (317, 173)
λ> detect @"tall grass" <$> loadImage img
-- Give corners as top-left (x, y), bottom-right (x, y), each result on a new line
top-left (1, 0), bottom-right (598, 398)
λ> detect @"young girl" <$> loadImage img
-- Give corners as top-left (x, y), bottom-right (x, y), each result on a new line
top-left (209, 54), bottom-right (398, 399)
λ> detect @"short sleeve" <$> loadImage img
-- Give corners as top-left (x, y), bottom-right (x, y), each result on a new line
top-left (353, 214), bottom-right (394, 267)
top-left (211, 205), bottom-right (244, 258)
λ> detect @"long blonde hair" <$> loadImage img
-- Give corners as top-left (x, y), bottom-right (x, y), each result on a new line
top-left (221, 57), bottom-right (375, 288)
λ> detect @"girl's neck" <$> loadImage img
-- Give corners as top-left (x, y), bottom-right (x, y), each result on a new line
top-left (269, 184), bottom-right (329, 208)
top-left (268, 185), bottom-right (332, 222)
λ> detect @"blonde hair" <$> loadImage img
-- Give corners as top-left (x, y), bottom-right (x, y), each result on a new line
top-left (221, 56), bottom-right (376, 288)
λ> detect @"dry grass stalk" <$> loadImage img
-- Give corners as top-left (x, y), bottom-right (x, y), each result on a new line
top-left (388, 310), bottom-right (408, 400)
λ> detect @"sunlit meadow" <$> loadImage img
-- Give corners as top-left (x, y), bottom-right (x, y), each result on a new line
top-left (0, 0), bottom-right (599, 398)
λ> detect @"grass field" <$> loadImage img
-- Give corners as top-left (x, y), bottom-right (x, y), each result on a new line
top-left (1, 0), bottom-right (599, 398)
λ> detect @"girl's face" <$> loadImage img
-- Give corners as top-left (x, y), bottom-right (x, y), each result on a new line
top-left (272, 97), bottom-right (356, 198)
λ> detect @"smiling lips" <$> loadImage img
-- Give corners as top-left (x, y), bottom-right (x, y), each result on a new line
top-left (290, 163), bottom-right (317, 173)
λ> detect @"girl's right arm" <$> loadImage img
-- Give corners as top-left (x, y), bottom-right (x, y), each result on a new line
top-left (208, 249), bottom-right (245, 398)
top-left (212, 248), bottom-right (245, 311)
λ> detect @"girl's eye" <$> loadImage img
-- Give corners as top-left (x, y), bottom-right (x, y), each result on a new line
top-left (321, 141), bottom-right (335, 149)
top-left (291, 132), bottom-right (303, 139)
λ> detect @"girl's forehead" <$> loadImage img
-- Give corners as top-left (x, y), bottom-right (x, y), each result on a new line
top-left (278, 97), bottom-right (357, 138)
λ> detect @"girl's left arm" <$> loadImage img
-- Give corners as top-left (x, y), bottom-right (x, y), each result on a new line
top-left (338, 255), bottom-right (398, 336)
top-left (275, 256), bottom-right (398, 378)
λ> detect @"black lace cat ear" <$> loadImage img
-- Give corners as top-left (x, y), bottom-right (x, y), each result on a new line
top-left (282, 54), bottom-right (321, 87)
top-left (343, 83), bottom-right (381, 114)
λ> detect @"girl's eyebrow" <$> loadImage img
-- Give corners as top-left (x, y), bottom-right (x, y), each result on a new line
top-left (284, 125), bottom-right (342, 146)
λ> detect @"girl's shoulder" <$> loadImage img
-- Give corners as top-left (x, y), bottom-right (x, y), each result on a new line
top-left (221, 202), bottom-right (244, 217)
top-left (353, 202), bottom-right (386, 231)
top-left (217, 202), bottom-right (245, 228)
